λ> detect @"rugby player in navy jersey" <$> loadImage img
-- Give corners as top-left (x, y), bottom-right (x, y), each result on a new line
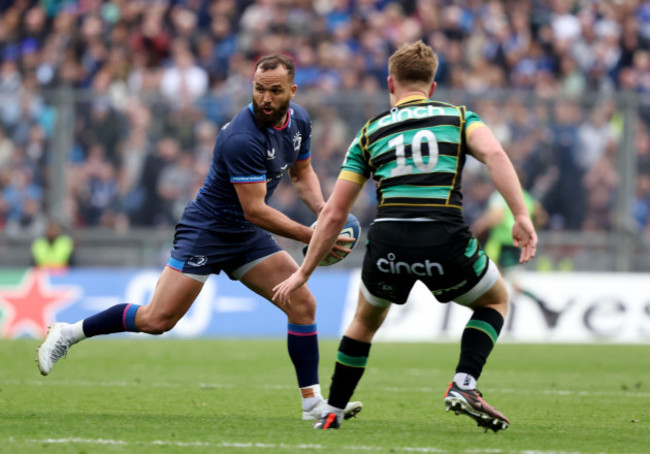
top-left (273, 42), bottom-right (537, 431)
top-left (37, 54), bottom-right (362, 421)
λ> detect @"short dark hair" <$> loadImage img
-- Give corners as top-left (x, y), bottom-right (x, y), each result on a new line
top-left (388, 40), bottom-right (438, 86)
top-left (255, 54), bottom-right (296, 83)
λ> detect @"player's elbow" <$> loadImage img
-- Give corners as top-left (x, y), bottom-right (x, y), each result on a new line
top-left (242, 208), bottom-right (265, 225)
top-left (289, 170), bottom-right (301, 185)
top-left (321, 206), bottom-right (348, 230)
top-left (480, 147), bottom-right (507, 167)
top-left (240, 202), bottom-right (268, 224)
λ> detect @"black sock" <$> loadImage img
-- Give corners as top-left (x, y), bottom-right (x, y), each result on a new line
top-left (328, 336), bottom-right (371, 409)
top-left (82, 303), bottom-right (140, 337)
top-left (287, 323), bottom-right (319, 388)
top-left (455, 307), bottom-right (504, 380)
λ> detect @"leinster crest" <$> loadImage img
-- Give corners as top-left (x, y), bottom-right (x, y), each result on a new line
top-left (293, 132), bottom-right (302, 151)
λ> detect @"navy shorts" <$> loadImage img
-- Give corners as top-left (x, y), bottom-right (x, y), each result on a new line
top-left (361, 221), bottom-right (497, 306)
top-left (168, 202), bottom-right (282, 280)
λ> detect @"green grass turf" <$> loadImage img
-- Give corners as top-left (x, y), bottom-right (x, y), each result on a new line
top-left (0, 339), bottom-right (648, 453)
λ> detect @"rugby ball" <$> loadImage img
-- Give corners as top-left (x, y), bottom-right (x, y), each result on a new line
top-left (303, 213), bottom-right (361, 266)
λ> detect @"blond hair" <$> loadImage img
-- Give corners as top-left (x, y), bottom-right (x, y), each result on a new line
top-left (388, 40), bottom-right (438, 86)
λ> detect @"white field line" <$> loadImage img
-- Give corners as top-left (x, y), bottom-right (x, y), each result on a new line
top-left (3, 379), bottom-right (649, 398)
top-left (11, 437), bottom-right (621, 454)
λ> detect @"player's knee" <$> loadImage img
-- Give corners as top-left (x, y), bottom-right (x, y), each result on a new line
top-left (355, 311), bottom-right (376, 329)
top-left (490, 277), bottom-right (510, 309)
top-left (137, 309), bottom-right (179, 334)
top-left (285, 293), bottom-right (317, 323)
top-left (470, 278), bottom-right (509, 317)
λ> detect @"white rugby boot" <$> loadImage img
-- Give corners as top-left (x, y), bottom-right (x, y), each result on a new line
top-left (302, 397), bottom-right (363, 420)
top-left (37, 323), bottom-right (72, 376)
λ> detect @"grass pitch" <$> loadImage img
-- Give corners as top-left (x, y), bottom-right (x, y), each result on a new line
top-left (1, 339), bottom-right (648, 453)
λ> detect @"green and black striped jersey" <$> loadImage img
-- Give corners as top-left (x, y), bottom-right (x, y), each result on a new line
top-left (339, 95), bottom-right (486, 223)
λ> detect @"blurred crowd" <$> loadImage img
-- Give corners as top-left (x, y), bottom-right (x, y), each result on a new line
top-left (0, 0), bottom-right (649, 240)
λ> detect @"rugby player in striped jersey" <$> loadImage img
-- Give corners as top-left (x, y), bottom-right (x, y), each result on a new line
top-left (273, 41), bottom-right (537, 432)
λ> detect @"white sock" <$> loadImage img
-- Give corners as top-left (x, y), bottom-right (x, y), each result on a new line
top-left (300, 384), bottom-right (323, 411)
top-left (454, 373), bottom-right (476, 390)
top-left (63, 321), bottom-right (86, 344)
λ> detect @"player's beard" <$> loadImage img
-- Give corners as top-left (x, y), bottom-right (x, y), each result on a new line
top-left (252, 98), bottom-right (290, 128)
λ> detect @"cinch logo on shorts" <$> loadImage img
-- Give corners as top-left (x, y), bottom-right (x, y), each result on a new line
top-left (376, 253), bottom-right (444, 277)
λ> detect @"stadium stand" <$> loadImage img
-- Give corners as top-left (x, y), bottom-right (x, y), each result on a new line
top-left (0, 0), bottom-right (649, 270)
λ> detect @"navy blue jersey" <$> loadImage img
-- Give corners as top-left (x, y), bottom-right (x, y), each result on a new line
top-left (193, 101), bottom-right (312, 232)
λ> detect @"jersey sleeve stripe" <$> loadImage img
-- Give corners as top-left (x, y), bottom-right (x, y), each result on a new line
top-left (338, 169), bottom-right (367, 185)
top-left (465, 121), bottom-right (487, 136)
top-left (231, 175), bottom-right (266, 183)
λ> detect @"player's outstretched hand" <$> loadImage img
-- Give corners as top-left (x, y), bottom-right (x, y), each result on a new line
top-left (512, 215), bottom-right (537, 263)
top-left (272, 271), bottom-right (308, 307)
top-left (327, 235), bottom-right (355, 262)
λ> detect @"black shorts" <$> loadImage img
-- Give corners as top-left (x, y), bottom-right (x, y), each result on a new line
top-left (360, 221), bottom-right (497, 306)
